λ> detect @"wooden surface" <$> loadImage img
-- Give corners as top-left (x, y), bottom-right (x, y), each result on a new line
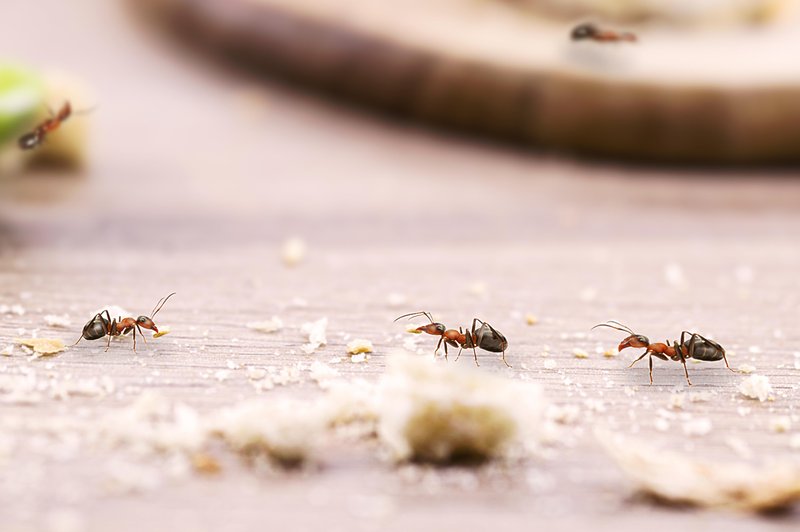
top-left (1, 1), bottom-right (800, 531)
top-left (134, 0), bottom-right (800, 163)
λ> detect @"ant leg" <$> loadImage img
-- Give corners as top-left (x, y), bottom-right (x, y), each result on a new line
top-left (455, 347), bottom-right (462, 362)
top-left (132, 327), bottom-right (137, 352)
top-left (443, 341), bottom-right (448, 361)
top-left (648, 354), bottom-right (654, 384)
top-left (73, 335), bottom-right (83, 346)
top-left (472, 346), bottom-right (479, 367)
top-left (434, 336), bottom-right (443, 359)
top-left (722, 351), bottom-right (736, 372)
top-left (680, 354), bottom-right (692, 386)
top-left (105, 334), bottom-right (112, 352)
top-left (501, 350), bottom-right (511, 368)
top-left (628, 351), bottom-right (648, 368)
top-left (137, 325), bottom-right (148, 344)
top-left (470, 319), bottom-right (480, 367)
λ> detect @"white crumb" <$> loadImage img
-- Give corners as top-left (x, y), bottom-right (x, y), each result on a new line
top-left (346, 339), bottom-right (373, 356)
top-left (211, 398), bottom-right (325, 465)
top-left (0, 304), bottom-right (25, 316)
top-left (682, 418), bottom-right (713, 437)
top-left (769, 416), bottom-right (792, 433)
top-left (245, 367), bottom-right (267, 380)
top-left (603, 348), bottom-right (618, 358)
top-left (281, 237), bottom-right (306, 267)
top-left (226, 360), bottom-right (240, 370)
top-left (301, 317), bottom-right (328, 353)
top-left (350, 353), bottom-right (368, 363)
top-left (654, 418), bottom-right (670, 432)
top-left (738, 407), bottom-right (752, 417)
top-left (525, 314), bottom-right (538, 326)
top-left (44, 314), bottom-right (72, 328)
top-left (543, 359), bottom-right (557, 370)
top-left (669, 393), bottom-right (685, 409)
top-left (308, 361), bottom-right (339, 389)
top-left (1, 345), bottom-right (12, 357)
top-left (377, 353), bottom-right (546, 463)
top-left (572, 348), bottom-right (589, 359)
top-left (597, 429), bottom-right (800, 511)
top-left (246, 317), bottom-right (283, 333)
top-left (213, 370), bottom-right (230, 382)
top-left (737, 364), bottom-right (756, 374)
top-left (739, 375), bottom-right (773, 402)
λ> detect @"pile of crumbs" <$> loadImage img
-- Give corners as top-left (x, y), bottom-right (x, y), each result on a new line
top-left (377, 353), bottom-right (546, 463)
top-left (15, 338), bottom-right (66, 357)
top-left (738, 375), bottom-right (773, 401)
top-left (301, 317), bottom-right (328, 354)
top-left (596, 429), bottom-right (800, 511)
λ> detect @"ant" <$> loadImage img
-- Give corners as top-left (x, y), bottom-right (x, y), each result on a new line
top-left (592, 321), bottom-right (735, 385)
top-left (394, 311), bottom-right (510, 367)
top-left (74, 293), bottom-right (176, 352)
top-left (17, 101), bottom-right (91, 150)
top-left (571, 23), bottom-right (637, 43)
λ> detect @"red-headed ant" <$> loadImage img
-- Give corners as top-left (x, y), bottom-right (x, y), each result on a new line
top-left (75, 293), bottom-right (176, 352)
top-left (571, 23), bottom-right (637, 43)
top-left (395, 311), bottom-right (510, 367)
top-left (18, 101), bottom-right (91, 150)
top-left (592, 321), bottom-right (735, 385)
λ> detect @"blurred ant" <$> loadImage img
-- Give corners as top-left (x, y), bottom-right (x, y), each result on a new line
top-left (571, 23), bottom-right (637, 43)
top-left (592, 321), bottom-right (735, 385)
top-left (18, 101), bottom-right (92, 150)
top-left (75, 293), bottom-right (175, 352)
top-left (395, 311), bottom-right (510, 367)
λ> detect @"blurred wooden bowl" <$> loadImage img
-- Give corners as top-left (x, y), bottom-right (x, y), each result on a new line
top-left (135, 0), bottom-right (800, 164)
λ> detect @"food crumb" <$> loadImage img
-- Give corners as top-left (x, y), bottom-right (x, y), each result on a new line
top-left (682, 418), bottom-right (713, 437)
top-left (350, 353), bottom-right (368, 363)
top-left (153, 326), bottom-right (171, 338)
top-left (281, 237), bottom-right (306, 267)
top-left (245, 367), bottom-right (267, 380)
top-left (346, 339), bottom-right (374, 355)
top-left (525, 314), bottom-right (538, 326)
top-left (738, 375), bottom-right (773, 402)
top-left (654, 418), bottom-right (670, 432)
top-left (1, 345), bottom-right (12, 357)
top-left (214, 370), bottom-right (230, 382)
top-left (669, 393), bottom-right (685, 409)
top-left (246, 317), bottom-right (283, 334)
top-left (15, 338), bottom-right (66, 357)
top-left (573, 348), bottom-right (589, 359)
top-left (544, 359), bottom-right (557, 370)
top-left (191, 453), bottom-right (221, 475)
top-left (737, 364), bottom-right (756, 374)
top-left (44, 314), bottom-right (72, 328)
top-left (301, 317), bottom-right (328, 354)
top-left (769, 416), bottom-right (792, 433)
top-left (603, 348), bottom-right (618, 358)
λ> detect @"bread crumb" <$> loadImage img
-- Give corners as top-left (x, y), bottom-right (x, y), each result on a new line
top-left (0, 304), bottom-right (25, 316)
top-left (191, 453), bottom-right (221, 475)
top-left (654, 418), bottom-right (670, 432)
top-left (246, 317), bottom-right (283, 334)
top-left (309, 361), bottom-right (339, 389)
top-left (597, 429), bottom-right (800, 511)
top-left (153, 326), bottom-right (171, 338)
top-left (525, 314), bottom-right (538, 326)
top-left (301, 317), bottom-right (328, 354)
top-left (44, 314), bottom-right (71, 328)
top-left (377, 353), bottom-right (545, 463)
top-left (669, 393), bottom-right (685, 409)
top-left (350, 353), bottom-right (368, 363)
top-left (682, 418), bottom-right (713, 437)
top-left (213, 370), bottom-right (230, 382)
top-left (211, 398), bottom-right (325, 466)
top-left (544, 359), bottom-right (557, 370)
top-left (573, 348), bottom-right (589, 359)
top-left (15, 338), bottom-right (66, 357)
top-left (281, 237), bottom-right (306, 267)
top-left (346, 339), bottom-right (374, 355)
top-left (770, 416), bottom-right (792, 433)
top-left (737, 364), bottom-right (756, 374)
top-left (245, 367), bottom-right (267, 380)
top-left (739, 375), bottom-right (773, 402)
top-left (603, 348), bottom-right (618, 358)
top-left (1, 345), bottom-right (12, 357)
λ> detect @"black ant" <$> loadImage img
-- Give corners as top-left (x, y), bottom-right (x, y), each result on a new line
top-left (395, 311), bottom-right (510, 367)
top-left (74, 293), bottom-right (176, 352)
top-left (592, 321), bottom-right (735, 385)
top-left (571, 23), bottom-right (637, 43)
top-left (18, 101), bottom-right (91, 150)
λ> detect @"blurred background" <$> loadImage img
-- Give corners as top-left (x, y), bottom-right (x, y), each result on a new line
top-left (1, 0), bottom-right (800, 530)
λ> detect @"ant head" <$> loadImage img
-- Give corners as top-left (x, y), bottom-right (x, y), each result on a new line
top-left (18, 132), bottom-right (40, 150)
top-left (592, 321), bottom-right (648, 351)
top-left (571, 23), bottom-right (598, 40)
top-left (618, 334), bottom-right (649, 351)
top-left (136, 316), bottom-right (158, 332)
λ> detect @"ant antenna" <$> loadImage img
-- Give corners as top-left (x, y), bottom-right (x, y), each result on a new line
top-left (151, 292), bottom-right (176, 318)
top-left (591, 321), bottom-right (635, 334)
top-left (393, 311), bottom-right (435, 324)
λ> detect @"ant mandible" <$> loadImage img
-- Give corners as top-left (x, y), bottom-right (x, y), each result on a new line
top-left (394, 311), bottom-right (511, 367)
top-left (571, 23), bottom-right (637, 43)
top-left (74, 293), bottom-right (176, 352)
top-left (18, 101), bottom-right (91, 150)
top-left (592, 321), bottom-right (735, 385)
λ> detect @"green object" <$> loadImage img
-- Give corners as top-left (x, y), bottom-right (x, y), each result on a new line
top-left (0, 65), bottom-right (44, 147)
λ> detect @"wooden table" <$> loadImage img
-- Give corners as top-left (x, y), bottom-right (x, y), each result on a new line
top-left (1, 1), bottom-right (799, 530)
